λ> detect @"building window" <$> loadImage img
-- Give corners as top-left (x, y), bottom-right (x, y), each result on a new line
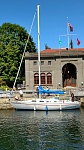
top-left (41, 73), bottom-right (45, 84)
top-left (48, 61), bottom-right (51, 65)
top-left (34, 73), bottom-right (39, 84)
top-left (33, 61), bottom-right (37, 65)
top-left (47, 73), bottom-right (52, 84)
top-left (41, 61), bottom-right (44, 65)
top-left (34, 72), bottom-right (52, 85)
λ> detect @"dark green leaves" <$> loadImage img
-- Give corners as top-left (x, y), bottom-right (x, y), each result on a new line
top-left (0, 23), bottom-right (36, 87)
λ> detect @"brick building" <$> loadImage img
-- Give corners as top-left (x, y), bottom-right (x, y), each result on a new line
top-left (25, 48), bottom-right (84, 90)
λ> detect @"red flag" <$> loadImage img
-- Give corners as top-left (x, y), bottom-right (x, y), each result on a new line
top-left (77, 38), bottom-right (80, 46)
top-left (68, 23), bottom-right (73, 32)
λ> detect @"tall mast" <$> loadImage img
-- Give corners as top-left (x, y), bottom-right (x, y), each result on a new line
top-left (37, 5), bottom-right (41, 87)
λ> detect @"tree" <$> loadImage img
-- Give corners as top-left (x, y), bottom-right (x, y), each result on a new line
top-left (45, 44), bottom-right (51, 49)
top-left (0, 23), bottom-right (36, 88)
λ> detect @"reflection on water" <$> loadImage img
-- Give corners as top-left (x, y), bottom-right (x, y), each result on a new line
top-left (0, 109), bottom-right (84, 150)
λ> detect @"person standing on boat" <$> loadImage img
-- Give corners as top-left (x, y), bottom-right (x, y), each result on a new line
top-left (36, 86), bottom-right (39, 98)
top-left (70, 91), bottom-right (74, 102)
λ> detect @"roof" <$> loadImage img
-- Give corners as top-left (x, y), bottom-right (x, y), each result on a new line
top-left (25, 48), bottom-right (84, 59)
top-left (41, 48), bottom-right (84, 53)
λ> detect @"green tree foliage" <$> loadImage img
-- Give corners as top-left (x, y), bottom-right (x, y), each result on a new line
top-left (0, 23), bottom-right (36, 87)
top-left (45, 44), bottom-right (51, 49)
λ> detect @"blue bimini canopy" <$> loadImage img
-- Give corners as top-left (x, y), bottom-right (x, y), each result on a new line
top-left (38, 86), bottom-right (65, 95)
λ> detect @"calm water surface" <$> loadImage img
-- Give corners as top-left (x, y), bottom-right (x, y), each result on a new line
top-left (0, 109), bottom-right (84, 150)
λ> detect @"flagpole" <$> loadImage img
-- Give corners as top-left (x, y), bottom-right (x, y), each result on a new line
top-left (59, 35), bottom-right (61, 60)
top-left (67, 17), bottom-right (69, 50)
top-left (59, 36), bottom-right (60, 49)
top-left (59, 18), bottom-right (77, 49)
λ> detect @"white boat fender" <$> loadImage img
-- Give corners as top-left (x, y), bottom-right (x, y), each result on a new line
top-left (60, 104), bottom-right (62, 110)
top-left (34, 105), bottom-right (36, 111)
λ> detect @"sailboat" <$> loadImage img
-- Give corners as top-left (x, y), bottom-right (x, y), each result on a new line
top-left (10, 85), bottom-right (80, 110)
top-left (10, 5), bottom-right (80, 111)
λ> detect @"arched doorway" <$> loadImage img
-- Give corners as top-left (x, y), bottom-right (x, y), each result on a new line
top-left (62, 63), bottom-right (77, 87)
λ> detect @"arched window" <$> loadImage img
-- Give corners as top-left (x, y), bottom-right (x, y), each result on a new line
top-left (41, 73), bottom-right (45, 84)
top-left (47, 73), bottom-right (52, 84)
top-left (34, 73), bottom-right (39, 84)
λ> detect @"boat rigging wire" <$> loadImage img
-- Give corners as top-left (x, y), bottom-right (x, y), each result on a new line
top-left (13, 8), bottom-right (37, 89)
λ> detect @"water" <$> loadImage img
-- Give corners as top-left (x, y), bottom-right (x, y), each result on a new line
top-left (0, 109), bottom-right (84, 150)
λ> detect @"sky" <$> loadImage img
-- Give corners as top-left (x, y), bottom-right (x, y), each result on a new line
top-left (0, 0), bottom-right (84, 51)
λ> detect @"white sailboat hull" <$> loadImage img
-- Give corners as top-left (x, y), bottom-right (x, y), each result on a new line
top-left (10, 98), bottom-right (80, 111)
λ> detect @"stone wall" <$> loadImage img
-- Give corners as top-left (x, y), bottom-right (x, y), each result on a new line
top-left (0, 98), bottom-right (14, 110)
